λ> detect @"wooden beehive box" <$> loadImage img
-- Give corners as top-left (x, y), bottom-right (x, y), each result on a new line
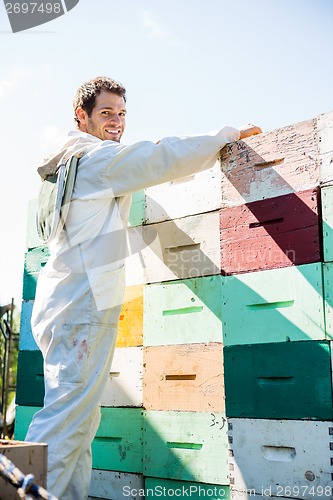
top-left (0, 440), bottom-right (47, 499)
top-left (224, 340), bottom-right (333, 420)
top-left (127, 211), bottom-right (220, 285)
top-left (228, 418), bottom-right (333, 498)
top-left (220, 188), bottom-right (321, 274)
top-left (221, 263), bottom-right (326, 346)
top-left (143, 343), bottom-right (224, 412)
top-left (143, 276), bottom-right (222, 346)
top-left (100, 346), bottom-right (143, 407)
top-left (143, 410), bottom-right (229, 485)
top-left (145, 162), bottom-right (222, 224)
top-left (116, 285), bottom-right (143, 347)
top-left (220, 118), bottom-right (318, 207)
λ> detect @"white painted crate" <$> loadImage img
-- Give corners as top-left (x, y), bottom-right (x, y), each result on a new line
top-left (145, 162), bottom-right (222, 223)
top-left (228, 418), bottom-right (333, 499)
top-left (318, 111), bottom-right (333, 187)
top-left (100, 346), bottom-right (143, 407)
top-left (88, 469), bottom-right (144, 500)
top-left (126, 211), bottom-right (220, 285)
top-left (220, 118), bottom-right (318, 207)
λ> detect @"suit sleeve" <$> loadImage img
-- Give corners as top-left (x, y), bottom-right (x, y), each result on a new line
top-left (103, 126), bottom-right (240, 196)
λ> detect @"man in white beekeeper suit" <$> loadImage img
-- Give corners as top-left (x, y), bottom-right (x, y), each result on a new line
top-left (25, 76), bottom-right (262, 499)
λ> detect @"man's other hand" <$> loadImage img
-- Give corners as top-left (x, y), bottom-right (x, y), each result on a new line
top-left (238, 124), bottom-right (262, 139)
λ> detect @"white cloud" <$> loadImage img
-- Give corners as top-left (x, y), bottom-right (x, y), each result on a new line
top-left (143, 10), bottom-right (168, 39)
top-left (142, 10), bottom-right (181, 46)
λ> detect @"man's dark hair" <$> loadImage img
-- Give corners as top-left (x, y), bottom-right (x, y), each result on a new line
top-left (73, 76), bottom-right (126, 124)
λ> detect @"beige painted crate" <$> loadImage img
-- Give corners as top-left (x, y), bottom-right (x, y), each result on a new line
top-left (143, 343), bottom-right (224, 412)
top-left (0, 440), bottom-right (47, 499)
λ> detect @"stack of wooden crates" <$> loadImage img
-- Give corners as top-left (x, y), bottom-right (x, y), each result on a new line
top-left (14, 111), bottom-right (333, 499)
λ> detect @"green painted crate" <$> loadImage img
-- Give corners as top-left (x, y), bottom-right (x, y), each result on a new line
top-left (143, 410), bottom-right (228, 485)
top-left (144, 478), bottom-right (230, 499)
top-left (92, 407), bottom-right (143, 473)
top-left (144, 276), bottom-right (222, 346)
top-left (14, 406), bottom-right (41, 440)
top-left (322, 185), bottom-right (333, 263)
top-left (16, 350), bottom-right (44, 406)
top-left (23, 246), bottom-right (50, 300)
top-left (224, 340), bottom-right (333, 420)
top-left (221, 263), bottom-right (327, 346)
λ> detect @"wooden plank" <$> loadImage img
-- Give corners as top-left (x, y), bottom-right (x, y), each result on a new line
top-left (100, 347), bottom-right (143, 407)
top-left (322, 186), bottom-right (333, 262)
top-left (220, 188), bottom-right (321, 274)
top-left (145, 478), bottom-right (230, 499)
top-left (92, 408), bottom-right (143, 473)
top-left (23, 246), bottom-right (50, 301)
top-left (15, 350), bottom-right (44, 407)
top-left (140, 211), bottom-right (220, 284)
top-left (0, 440), bottom-right (47, 498)
top-left (143, 276), bottom-right (222, 346)
top-left (228, 418), bottom-right (333, 498)
top-left (143, 410), bottom-right (229, 485)
top-left (143, 343), bottom-right (224, 412)
top-left (14, 406), bottom-right (41, 440)
top-left (89, 470), bottom-right (144, 500)
top-left (220, 118), bottom-right (318, 207)
top-left (318, 111), bottom-right (333, 186)
top-left (145, 162), bottom-right (222, 224)
top-left (19, 300), bottom-right (39, 351)
top-left (221, 263), bottom-right (326, 345)
top-left (116, 285), bottom-right (143, 347)
top-left (224, 341), bottom-right (333, 420)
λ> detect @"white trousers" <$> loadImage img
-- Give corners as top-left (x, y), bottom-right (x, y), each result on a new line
top-left (25, 270), bottom-right (121, 500)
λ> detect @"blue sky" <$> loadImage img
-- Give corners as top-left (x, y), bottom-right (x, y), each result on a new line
top-left (0, 0), bottom-right (332, 306)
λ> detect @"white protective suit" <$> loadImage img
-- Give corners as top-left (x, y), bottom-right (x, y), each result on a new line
top-left (25, 126), bottom-right (240, 500)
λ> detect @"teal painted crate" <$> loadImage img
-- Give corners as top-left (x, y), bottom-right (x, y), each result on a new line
top-left (144, 478), bottom-right (230, 499)
top-left (23, 246), bottom-right (50, 300)
top-left (324, 263), bottom-right (333, 337)
top-left (221, 263), bottom-right (326, 346)
top-left (143, 410), bottom-right (228, 485)
top-left (92, 408), bottom-right (143, 473)
top-left (19, 300), bottom-right (38, 351)
top-left (14, 405), bottom-right (41, 440)
top-left (16, 350), bottom-right (44, 406)
top-left (129, 191), bottom-right (145, 226)
top-left (322, 186), bottom-right (333, 262)
top-left (224, 340), bottom-right (333, 420)
top-left (144, 276), bottom-right (222, 346)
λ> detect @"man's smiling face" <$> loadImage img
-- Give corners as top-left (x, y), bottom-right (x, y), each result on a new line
top-left (76, 90), bottom-right (126, 142)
